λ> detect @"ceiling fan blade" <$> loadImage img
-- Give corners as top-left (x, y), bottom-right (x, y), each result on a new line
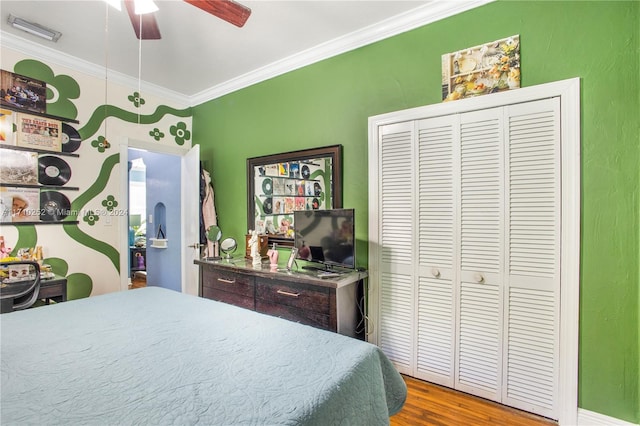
top-left (183, 0), bottom-right (251, 28)
top-left (124, 0), bottom-right (162, 40)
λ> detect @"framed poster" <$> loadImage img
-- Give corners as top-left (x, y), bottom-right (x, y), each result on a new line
top-left (247, 145), bottom-right (342, 247)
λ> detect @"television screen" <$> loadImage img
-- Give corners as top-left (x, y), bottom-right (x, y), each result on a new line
top-left (293, 208), bottom-right (355, 269)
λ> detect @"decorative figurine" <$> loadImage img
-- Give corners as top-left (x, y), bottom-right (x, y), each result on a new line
top-left (267, 243), bottom-right (279, 271)
top-left (265, 220), bottom-right (277, 234)
top-left (249, 230), bottom-right (261, 266)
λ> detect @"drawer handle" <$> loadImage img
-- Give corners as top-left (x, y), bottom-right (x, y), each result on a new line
top-left (277, 289), bottom-right (300, 298)
top-left (217, 278), bottom-right (236, 284)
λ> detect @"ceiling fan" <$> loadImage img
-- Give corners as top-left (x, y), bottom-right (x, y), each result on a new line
top-left (123, 0), bottom-right (251, 40)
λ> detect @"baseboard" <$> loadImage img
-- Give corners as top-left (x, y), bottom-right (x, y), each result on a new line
top-left (578, 408), bottom-right (638, 426)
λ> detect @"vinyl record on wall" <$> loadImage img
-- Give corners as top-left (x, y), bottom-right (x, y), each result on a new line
top-left (61, 123), bottom-right (82, 153)
top-left (40, 191), bottom-right (71, 221)
top-left (262, 178), bottom-right (273, 195)
top-left (38, 155), bottom-right (71, 186)
top-left (301, 165), bottom-right (310, 180)
top-left (263, 197), bottom-right (273, 215)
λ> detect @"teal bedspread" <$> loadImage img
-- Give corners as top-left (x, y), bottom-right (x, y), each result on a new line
top-left (1, 287), bottom-right (406, 425)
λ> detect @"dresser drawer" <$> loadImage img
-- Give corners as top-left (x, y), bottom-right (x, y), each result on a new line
top-left (202, 286), bottom-right (254, 310)
top-left (202, 268), bottom-right (253, 296)
top-left (256, 299), bottom-right (331, 331)
top-left (38, 282), bottom-right (66, 300)
top-left (255, 279), bottom-right (330, 314)
top-left (201, 267), bottom-right (254, 310)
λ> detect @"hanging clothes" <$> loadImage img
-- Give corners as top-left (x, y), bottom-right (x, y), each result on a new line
top-left (199, 163), bottom-right (208, 247)
top-left (201, 166), bottom-right (218, 257)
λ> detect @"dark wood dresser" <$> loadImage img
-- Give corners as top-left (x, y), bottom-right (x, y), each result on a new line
top-left (195, 258), bottom-right (366, 338)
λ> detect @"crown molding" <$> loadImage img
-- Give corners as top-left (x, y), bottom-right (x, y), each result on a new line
top-left (1, 0), bottom-right (493, 108)
top-left (189, 0), bottom-right (494, 106)
top-left (0, 31), bottom-right (187, 106)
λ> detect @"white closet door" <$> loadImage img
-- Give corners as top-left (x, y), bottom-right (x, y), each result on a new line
top-left (377, 121), bottom-right (415, 373)
top-left (370, 79), bottom-right (579, 424)
top-left (502, 98), bottom-right (560, 418)
top-left (415, 116), bottom-right (458, 386)
top-left (455, 107), bottom-right (505, 401)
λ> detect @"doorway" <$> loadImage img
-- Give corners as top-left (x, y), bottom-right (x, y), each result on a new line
top-left (127, 148), bottom-right (181, 291)
top-left (119, 139), bottom-right (200, 295)
top-left (128, 156), bottom-right (147, 288)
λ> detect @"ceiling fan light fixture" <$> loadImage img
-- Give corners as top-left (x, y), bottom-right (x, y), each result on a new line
top-left (105, 0), bottom-right (122, 11)
top-left (134, 0), bottom-right (159, 15)
top-left (8, 14), bottom-right (61, 42)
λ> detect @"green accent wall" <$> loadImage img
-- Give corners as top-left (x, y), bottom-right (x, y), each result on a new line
top-left (192, 1), bottom-right (639, 422)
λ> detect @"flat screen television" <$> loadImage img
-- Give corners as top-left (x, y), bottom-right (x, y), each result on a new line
top-left (293, 208), bottom-right (355, 270)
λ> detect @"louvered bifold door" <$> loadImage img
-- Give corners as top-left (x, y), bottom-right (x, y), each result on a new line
top-left (377, 122), bottom-right (415, 374)
top-left (455, 107), bottom-right (505, 402)
top-left (415, 116), bottom-right (458, 387)
top-left (502, 98), bottom-right (560, 419)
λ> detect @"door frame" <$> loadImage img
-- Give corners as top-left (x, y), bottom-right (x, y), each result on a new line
top-left (118, 138), bottom-right (195, 293)
top-left (180, 144), bottom-right (201, 296)
top-left (367, 78), bottom-right (581, 425)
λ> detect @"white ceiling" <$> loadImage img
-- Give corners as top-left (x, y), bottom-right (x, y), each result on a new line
top-left (0, 0), bottom-right (490, 105)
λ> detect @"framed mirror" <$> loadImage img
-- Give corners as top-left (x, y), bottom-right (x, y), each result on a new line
top-left (247, 145), bottom-right (342, 247)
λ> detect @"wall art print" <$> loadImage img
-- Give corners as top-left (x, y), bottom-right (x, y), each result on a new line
top-left (441, 35), bottom-right (520, 102)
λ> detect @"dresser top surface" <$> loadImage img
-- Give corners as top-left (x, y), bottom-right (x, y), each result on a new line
top-left (194, 258), bottom-right (366, 289)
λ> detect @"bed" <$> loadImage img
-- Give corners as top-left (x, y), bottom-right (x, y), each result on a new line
top-left (0, 286), bottom-right (406, 425)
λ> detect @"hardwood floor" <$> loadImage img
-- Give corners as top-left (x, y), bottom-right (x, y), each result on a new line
top-left (390, 375), bottom-right (557, 426)
top-left (130, 273), bottom-right (147, 289)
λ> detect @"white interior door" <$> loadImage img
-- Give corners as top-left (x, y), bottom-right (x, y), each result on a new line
top-left (455, 107), bottom-right (505, 401)
top-left (415, 115), bottom-right (458, 387)
top-left (501, 98), bottom-right (561, 417)
top-left (181, 144), bottom-right (200, 296)
top-left (375, 121), bottom-right (415, 375)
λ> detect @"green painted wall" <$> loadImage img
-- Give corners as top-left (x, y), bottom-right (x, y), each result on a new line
top-left (193, 1), bottom-right (639, 422)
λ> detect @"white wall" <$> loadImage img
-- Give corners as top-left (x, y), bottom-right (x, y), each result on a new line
top-left (0, 46), bottom-right (192, 297)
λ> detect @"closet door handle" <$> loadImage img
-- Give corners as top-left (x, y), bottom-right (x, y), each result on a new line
top-left (474, 273), bottom-right (484, 283)
top-left (431, 268), bottom-right (441, 278)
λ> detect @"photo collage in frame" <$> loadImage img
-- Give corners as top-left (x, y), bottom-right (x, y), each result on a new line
top-left (254, 159), bottom-right (327, 237)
